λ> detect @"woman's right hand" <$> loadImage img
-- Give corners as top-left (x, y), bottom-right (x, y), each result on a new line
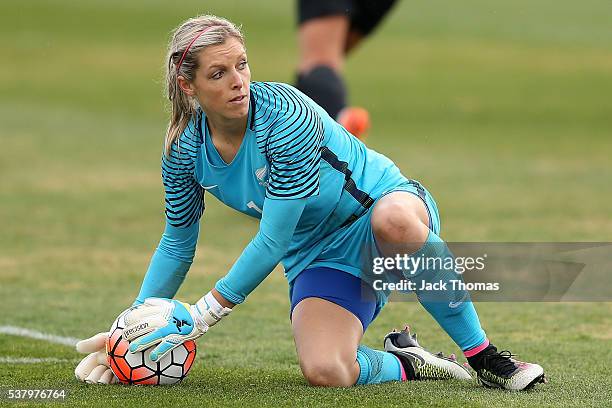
top-left (74, 332), bottom-right (117, 384)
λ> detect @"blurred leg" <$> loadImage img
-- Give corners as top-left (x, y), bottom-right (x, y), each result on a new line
top-left (344, 29), bottom-right (364, 54)
top-left (298, 15), bottom-right (349, 73)
top-left (295, 0), bottom-right (396, 137)
top-left (296, 16), bottom-right (349, 118)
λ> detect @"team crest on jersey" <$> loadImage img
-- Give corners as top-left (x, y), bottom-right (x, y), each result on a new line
top-left (255, 165), bottom-right (268, 187)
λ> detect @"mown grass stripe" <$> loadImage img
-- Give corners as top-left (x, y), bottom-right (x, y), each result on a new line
top-left (0, 326), bottom-right (80, 347)
top-left (0, 357), bottom-right (79, 364)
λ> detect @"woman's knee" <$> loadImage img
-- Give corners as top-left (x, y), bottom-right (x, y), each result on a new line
top-left (371, 194), bottom-right (429, 245)
top-left (299, 357), bottom-right (355, 387)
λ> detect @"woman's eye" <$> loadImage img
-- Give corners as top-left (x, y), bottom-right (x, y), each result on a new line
top-left (239, 61), bottom-right (248, 69)
top-left (212, 71), bottom-right (223, 79)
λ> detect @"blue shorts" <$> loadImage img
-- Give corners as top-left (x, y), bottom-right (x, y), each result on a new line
top-left (290, 266), bottom-right (377, 331)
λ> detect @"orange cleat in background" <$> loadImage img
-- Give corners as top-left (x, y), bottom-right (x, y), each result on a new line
top-left (337, 106), bottom-right (370, 141)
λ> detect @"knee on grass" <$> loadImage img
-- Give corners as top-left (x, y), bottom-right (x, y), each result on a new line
top-left (300, 358), bottom-right (356, 387)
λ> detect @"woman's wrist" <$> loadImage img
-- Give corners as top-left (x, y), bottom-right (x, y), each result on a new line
top-left (211, 287), bottom-right (236, 309)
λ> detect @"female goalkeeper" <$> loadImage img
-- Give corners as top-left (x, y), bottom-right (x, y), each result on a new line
top-left (74, 15), bottom-right (546, 390)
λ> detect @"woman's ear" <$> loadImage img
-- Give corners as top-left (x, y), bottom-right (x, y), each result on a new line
top-left (177, 75), bottom-right (196, 97)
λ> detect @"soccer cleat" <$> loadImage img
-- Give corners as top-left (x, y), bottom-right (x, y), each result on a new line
top-left (471, 345), bottom-right (547, 391)
top-left (384, 326), bottom-right (473, 381)
top-left (337, 107), bottom-right (370, 141)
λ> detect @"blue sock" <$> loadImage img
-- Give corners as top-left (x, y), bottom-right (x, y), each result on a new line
top-left (410, 232), bottom-right (487, 351)
top-left (355, 345), bottom-right (404, 385)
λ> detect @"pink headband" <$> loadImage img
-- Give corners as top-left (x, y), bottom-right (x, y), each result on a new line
top-left (175, 26), bottom-right (220, 72)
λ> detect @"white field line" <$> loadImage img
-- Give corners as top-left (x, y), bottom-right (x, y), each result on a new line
top-left (0, 325), bottom-right (80, 347)
top-left (0, 357), bottom-right (78, 364)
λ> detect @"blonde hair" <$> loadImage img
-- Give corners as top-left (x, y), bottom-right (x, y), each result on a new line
top-left (164, 15), bottom-right (244, 155)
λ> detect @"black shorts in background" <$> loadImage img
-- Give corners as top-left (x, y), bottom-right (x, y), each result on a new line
top-left (298, 0), bottom-right (398, 36)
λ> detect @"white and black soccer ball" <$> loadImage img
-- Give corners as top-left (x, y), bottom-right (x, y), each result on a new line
top-left (105, 310), bottom-right (197, 385)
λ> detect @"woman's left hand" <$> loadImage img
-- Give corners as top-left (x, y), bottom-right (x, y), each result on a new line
top-left (122, 298), bottom-right (207, 361)
top-left (122, 295), bottom-right (231, 362)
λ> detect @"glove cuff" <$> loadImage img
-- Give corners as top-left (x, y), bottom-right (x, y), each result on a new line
top-left (193, 291), bottom-right (232, 329)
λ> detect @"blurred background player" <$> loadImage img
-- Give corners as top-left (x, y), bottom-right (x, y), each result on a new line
top-left (295, 0), bottom-right (398, 140)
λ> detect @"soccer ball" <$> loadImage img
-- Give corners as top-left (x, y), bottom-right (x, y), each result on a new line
top-left (106, 310), bottom-right (197, 385)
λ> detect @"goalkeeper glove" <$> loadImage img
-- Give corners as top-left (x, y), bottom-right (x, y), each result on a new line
top-left (74, 332), bottom-right (117, 384)
top-left (123, 292), bottom-right (232, 362)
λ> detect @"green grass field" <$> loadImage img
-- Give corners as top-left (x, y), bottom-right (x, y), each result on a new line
top-left (1, 0), bottom-right (611, 406)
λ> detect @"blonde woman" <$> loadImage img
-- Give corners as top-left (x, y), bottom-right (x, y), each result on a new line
top-left (75, 15), bottom-right (546, 390)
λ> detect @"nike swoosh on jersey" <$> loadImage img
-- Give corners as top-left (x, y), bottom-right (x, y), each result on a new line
top-left (202, 185), bottom-right (218, 190)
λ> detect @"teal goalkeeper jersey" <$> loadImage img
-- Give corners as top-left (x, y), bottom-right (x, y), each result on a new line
top-left (136, 82), bottom-right (407, 305)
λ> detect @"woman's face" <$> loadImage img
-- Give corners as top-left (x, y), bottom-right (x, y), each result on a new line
top-left (181, 37), bottom-right (251, 121)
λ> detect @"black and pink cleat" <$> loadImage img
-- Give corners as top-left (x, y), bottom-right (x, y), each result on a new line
top-left (383, 325), bottom-right (473, 381)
